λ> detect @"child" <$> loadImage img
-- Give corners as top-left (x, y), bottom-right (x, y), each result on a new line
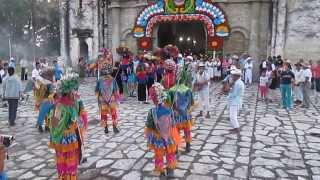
top-left (145, 83), bottom-right (180, 177)
top-left (259, 70), bottom-right (269, 101)
top-left (269, 70), bottom-right (279, 102)
top-left (121, 70), bottom-right (128, 98)
top-left (127, 66), bottom-right (136, 97)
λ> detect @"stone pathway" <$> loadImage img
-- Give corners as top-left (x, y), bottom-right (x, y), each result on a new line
top-left (0, 78), bottom-right (319, 180)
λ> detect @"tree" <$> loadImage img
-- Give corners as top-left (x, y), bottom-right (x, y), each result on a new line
top-left (0, 0), bottom-right (60, 61)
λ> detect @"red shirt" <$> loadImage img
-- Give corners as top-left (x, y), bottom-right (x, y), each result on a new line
top-left (313, 64), bottom-right (320, 79)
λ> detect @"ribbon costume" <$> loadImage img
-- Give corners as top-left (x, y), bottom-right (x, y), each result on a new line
top-left (145, 83), bottom-right (180, 177)
top-left (166, 65), bottom-right (194, 152)
top-left (48, 70), bottom-right (88, 180)
top-left (35, 68), bottom-right (56, 132)
top-left (95, 53), bottom-right (120, 134)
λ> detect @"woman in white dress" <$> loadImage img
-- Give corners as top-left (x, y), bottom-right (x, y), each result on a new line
top-left (205, 59), bottom-right (214, 81)
top-left (214, 58), bottom-right (222, 80)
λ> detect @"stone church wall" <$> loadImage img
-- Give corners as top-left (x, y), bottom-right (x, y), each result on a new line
top-left (284, 0), bottom-right (320, 61)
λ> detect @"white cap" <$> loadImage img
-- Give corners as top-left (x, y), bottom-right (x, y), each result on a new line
top-left (186, 56), bottom-right (193, 60)
top-left (178, 53), bottom-right (183, 58)
top-left (198, 62), bottom-right (205, 67)
top-left (230, 65), bottom-right (237, 71)
top-left (231, 69), bottom-right (242, 75)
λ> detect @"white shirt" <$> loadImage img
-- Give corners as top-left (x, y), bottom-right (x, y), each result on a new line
top-left (32, 68), bottom-right (42, 80)
top-left (20, 59), bottom-right (28, 68)
top-left (259, 76), bottom-right (269, 86)
top-left (0, 69), bottom-right (5, 78)
top-left (293, 69), bottom-right (304, 84)
top-left (196, 72), bottom-right (210, 89)
top-left (245, 62), bottom-right (253, 70)
top-left (303, 68), bottom-right (312, 82)
top-left (262, 61), bottom-right (267, 69)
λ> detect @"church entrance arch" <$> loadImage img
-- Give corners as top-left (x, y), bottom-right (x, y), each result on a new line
top-left (79, 39), bottom-right (89, 61)
top-left (157, 21), bottom-right (206, 54)
top-left (133, 0), bottom-right (230, 53)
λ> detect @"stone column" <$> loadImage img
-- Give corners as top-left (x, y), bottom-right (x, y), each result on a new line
top-left (274, 0), bottom-right (287, 57)
top-left (86, 38), bottom-right (93, 62)
top-left (248, 1), bottom-right (261, 80)
top-left (70, 37), bottom-right (80, 67)
top-left (270, 0), bottom-right (278, 56)
top-left (110, 1), bottom-right (121, 62)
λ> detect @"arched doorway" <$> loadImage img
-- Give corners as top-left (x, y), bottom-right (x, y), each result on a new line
top-left (157, 22), bottom-right (206, 54)
top-left (224, 31), bottom-right (248, 55)
top-left (79, 39), bottom-right (89, 61)
top-left (133, 1), bottom-right (230, 52)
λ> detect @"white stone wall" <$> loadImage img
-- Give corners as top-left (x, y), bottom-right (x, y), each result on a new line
top-left (271, 0), bottom-right (320, 61)
top-left (284, 0), bottom-right (320, 61)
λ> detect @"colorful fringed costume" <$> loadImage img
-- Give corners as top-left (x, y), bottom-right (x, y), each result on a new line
top-left (166, 84), bottom-right (194, 152)
top-left (145, 83), bottom-right (180, 176)
top-left (162, 59), bottom-right (176, 89)
top-left (48, 70), bottom-right (87, 180)
top-left (95, 75), bottom-right (120, 133)
top-left (35, 69), bottom-right (56, 132)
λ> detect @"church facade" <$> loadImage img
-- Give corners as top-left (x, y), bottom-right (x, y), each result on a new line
top-left (59, 0), bottom-right (320, 66)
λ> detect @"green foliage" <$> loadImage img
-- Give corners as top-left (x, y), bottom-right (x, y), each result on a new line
top-left (0, 0), bottom-right (60, 60)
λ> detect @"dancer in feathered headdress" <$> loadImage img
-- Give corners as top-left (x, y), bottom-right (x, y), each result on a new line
top-left (145, 83), bottom-right (180, 177)
top-left (35, 67), bottom-right (56, 132)
top-left (95, 60), bottom-right (120, 134)
top-left (166, 60), bottom-right (195, 153)
top-left (48, 69), bottom-right (88, 179)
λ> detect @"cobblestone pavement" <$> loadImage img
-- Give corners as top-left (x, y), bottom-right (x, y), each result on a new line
top-left (1, 78), bottom-right (320, 180)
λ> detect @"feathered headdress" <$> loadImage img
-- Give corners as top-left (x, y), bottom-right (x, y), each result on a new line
top-left (149, 82), bottom-right (167, 105)
top-left (59, 68), bottom-right (79, 94)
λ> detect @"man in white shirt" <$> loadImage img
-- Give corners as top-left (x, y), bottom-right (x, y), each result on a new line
top-left (244, 58), bottom-right (253, 85)
top-left (20, 58), bottom-right (28, 81)
top-left (32, 62), bottom-right (42, 81)
top-left (195, 63), bottom-right (210, 118)
top-left (293, 63), bottom-right (304, 104)
top-left (301, 63), bottom-right (312, 108)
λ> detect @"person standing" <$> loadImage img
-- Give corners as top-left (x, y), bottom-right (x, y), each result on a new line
top-left (2, 67), bottom-right (22, 126)
top-left (195, 63), bottom-right (210, 118)
top-left (48, 72), bottom-right (84, 179)
top-left (20, 58), bottom-right (28, 81)
top-left (301, 63), bottom-right (312, 108)
top-left (32, 62), bottom-right (42, 81)
top-left (314, 60), bottom-right (320, 103)
top-left (244, 58), bottom-right (253, 85)
top-left (293, 63), bottom-right (304, 105)
top-left (228, 69), bottom-right (244, 133)
top-left (145, 83), bottom-right (179, 177)
top-left (53, 60), bottom-right (63, 81)
top-left (259, 70), bottom-right (269, 101)
top-left (136, 59), bottom-right (148, 103)
top-left (280, 62), bottom-right (295, 110)
top-left (96, 64), bottom-right (120, 134)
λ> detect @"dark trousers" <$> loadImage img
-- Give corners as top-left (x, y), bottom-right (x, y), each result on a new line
top-left (21, 67), bottom-right (27, 81)
top-left (138, 83), bottom-right (147, 101)
top-left (8, 99), bottom-right (18, 125)
top-left (311, 77), bottom-right (315, 89)
top-left (315, 78), bottom-right (320, 92)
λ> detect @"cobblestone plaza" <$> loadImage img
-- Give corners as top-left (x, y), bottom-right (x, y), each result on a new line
top-left (1, 78), bottom-right (320, 179)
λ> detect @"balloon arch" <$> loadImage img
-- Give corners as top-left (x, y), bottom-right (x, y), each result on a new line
top-left (133, 0), bottom-right (230, 51)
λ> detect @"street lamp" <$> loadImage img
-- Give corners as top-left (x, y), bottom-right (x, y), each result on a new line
top-left (187, 37), bottom-right (191, 41)
top-left (179, 36), bottom-right (184, 42)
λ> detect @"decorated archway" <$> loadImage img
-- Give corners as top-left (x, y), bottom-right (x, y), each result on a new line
top-left (133, 0), bottom-right (230, 51)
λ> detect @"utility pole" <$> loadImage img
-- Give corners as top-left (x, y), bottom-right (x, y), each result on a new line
top-left (31, 0), bottom-right (36, 62)
top-left (8, 34), bottom-right (12, 58)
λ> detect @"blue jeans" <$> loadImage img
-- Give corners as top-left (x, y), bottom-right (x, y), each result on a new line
top-left (37, 100), bottom-right (54, 126)
top-left (280, 84), bottom-right (292, 109)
